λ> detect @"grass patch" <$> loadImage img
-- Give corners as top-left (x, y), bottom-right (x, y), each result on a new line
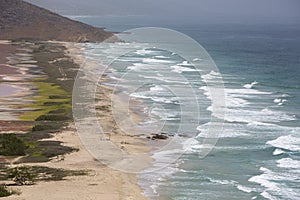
top-left (18, 81), bottom-right (71, 121)
top-left (31, 151), bottom-right (43, 157)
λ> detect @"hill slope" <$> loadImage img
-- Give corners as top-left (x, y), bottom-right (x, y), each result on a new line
top-left (0, 0), bottom-right (113, 42)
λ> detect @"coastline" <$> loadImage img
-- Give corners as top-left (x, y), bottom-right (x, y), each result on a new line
top-left (1, 41), bottom-right (149, 199)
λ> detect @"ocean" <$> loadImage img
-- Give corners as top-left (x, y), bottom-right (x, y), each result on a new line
top-left (70, 16), bottom-right (300, 200)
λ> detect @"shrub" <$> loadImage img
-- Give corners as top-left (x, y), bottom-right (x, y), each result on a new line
top-left (32, 125), bottom-right (54, 131)
top-left (8, 166), bottom-right (37, 185)
top-left (0, 134), bottom-right (27, 156)
top-left (0, 185), bottom-right (11, 197)
top-left (35, 115), bottom-right (69, 121)
top-left (48, 95), bottom-right (69, 99)
top-left (48, 109), bottom-right (66, 114)
top-left (43, 101), bottom-right (68, 106)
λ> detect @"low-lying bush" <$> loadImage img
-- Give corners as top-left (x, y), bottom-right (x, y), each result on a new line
top-left (35, 115), bottom-right (69, 121)
top-left (32, 125), bottom-right (54, 131)
top-left (7, 166), bottom-right (37, 185)
top-left (0, 134), bottom-right (27, 156)
top-left (0, 185), bottom-right (11, 197)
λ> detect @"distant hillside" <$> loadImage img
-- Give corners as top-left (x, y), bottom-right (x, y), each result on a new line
top-left (0, 0), bottom-right (114, 42)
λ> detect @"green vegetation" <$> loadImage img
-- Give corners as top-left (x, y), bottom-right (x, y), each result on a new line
top-left (32, 124), bottom-right (54, 131)
top-left (8, 166), bottom-right (37, 185)
top-left (0, 134), bottom-right (27, 156)
top-left (0, 131), bottom-right (76, 163)
top-left (31, 150), bottom-right (43, 157)
top-left (2, 166), bottom-right (88, 183)
top-left (0, 43), bottom-right (81, 190)
top-left (35, 114), bottom-right (69, 121)
top-left (48, 109), bottom-right (67, 114)
top-left (24, 141), bottom-right (38, 149)
top-left (19, 81), bottom-right (71, 121)
top-left (31, 166), bottom-right (88, 181)
top-left (0, 185), bottom-right (12, 197)
top-left (20, 139), bottom-right (76, 163)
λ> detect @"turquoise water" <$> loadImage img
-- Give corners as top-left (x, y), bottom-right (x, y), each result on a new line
top-left (71, 16), bottom-right (300, 200)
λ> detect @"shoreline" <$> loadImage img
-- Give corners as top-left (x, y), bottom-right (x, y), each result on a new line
top-left (0, 40), bottom-right (149, 199)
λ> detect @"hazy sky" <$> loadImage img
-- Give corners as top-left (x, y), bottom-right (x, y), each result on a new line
top-left (25, 0), bottom-right (300, 24)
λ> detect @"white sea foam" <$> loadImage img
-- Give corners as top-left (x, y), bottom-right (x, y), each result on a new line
top-left (140, 75), bottom-right (189, 84)
top-left (260, 191), bottom-right (277, 200)
top-left (249, 166), bottom-right (300, 200)
top-left (181, 136), bottom-right (219, 155)
top-left (115, 57), bottom-right (142, 62)
top-left (225, 107), bottom-right (296, 124)
top-left (243, 81), bottom-right (258, 89)
top-left (267, 135), bottom-right (300, 152)
top-left (143, 58), bottom-right (175, 64)
top-left (155, 55), bottom-right (170, 59)
top-left (178, 61), bottom-right (192, 66)
top-left (208, 178), bottom-right (237, 185)
top-left (273, 98), bottom-right (287, 106)
top-left (236, 185), bottom-right (254, 193)
top-left (150, 107), bottom-right (180, 121)
top-left (193, 58), bottom-right (202, 61)
top-left (139, 158), bottom-right (182, 199)
top-left (201, 70), bottom-right (221, 81)
top-left (81, 40), bottom-right (300, 200)
top-left (130, 92), bottom-right (179, 104)
top-left (225, 95), bottom-right (250, 107)
top-left (199, 86), bottom-right (214, 101)
top-left (247, 121), bottom-right (273, 127)
top-left (196, 122), bottom-right (249, 138)
top-left (150, 85), bottom-right (164, 91)
top-left (249, 168), bottom-right (280, 200)
top-left (226, 88), bottom-right (272, 96)
top-left (127, 63), bottom-right (154, 71)
top-left (276, 158), bottom-right (300, 169)
top-left (206, 105), bottom-right (212, 111)
top-left (136, 49), bottom-right (156, 55)
top-left (272, 148), bottom-right (285, 156)
top-left (170, 65), bottom-right (197, 73)
top-left (224, 87), bottom-right (272, 111)
top-left (150, 184), bottom-right (158, 194)
top-left (273, 98), bottom-right (281, 104)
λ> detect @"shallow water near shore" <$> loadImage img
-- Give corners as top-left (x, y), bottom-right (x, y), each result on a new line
top-left (0, 83), bottom-right (20, 97)
top-left (73, 18), bottom-right (300, 200)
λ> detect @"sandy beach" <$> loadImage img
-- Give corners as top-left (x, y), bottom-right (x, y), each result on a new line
top-left (4, 123), bottom-right (148, 200)
top-left (0, 41), bottom-right (149, 199)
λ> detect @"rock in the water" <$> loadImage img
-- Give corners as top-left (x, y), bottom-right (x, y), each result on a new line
top-left (150, 133), bottom-right (168, 140)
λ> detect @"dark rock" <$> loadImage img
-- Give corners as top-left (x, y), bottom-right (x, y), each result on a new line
top-left (152, 134), bottom-right (168, 140)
